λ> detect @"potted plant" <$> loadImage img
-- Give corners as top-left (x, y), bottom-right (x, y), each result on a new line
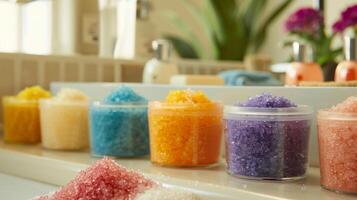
top-left (163, 0), bottom-right (293, 65)
top-left (284, 7), bottom-right (343, 81)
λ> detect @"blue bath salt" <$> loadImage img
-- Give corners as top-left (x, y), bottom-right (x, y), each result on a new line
top-left (90, 86), bottom-right (149, 157)
top-left (103, 86), bottom-right (147, 105)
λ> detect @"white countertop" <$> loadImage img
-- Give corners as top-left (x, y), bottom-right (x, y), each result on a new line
top-left (0, 173), bottom-right (56, 200)
top-left (0, 140), bottom-right (355, 200)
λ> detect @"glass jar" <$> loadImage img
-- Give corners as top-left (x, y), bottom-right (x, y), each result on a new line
top-left (40, 99), bottom-right (89, 150)
top-left (317, 110), bottom-right (357, 194)
top-left (2, 97), bottom-right (41, 144)
top-left (224, 106), bottom-right (312, 180)
top-left (148, 101), bottom-right (223, 167)
top-left (89, 102), bottom-right (149, 157)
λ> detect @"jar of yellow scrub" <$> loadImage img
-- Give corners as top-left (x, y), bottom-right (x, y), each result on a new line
top-left (40, 89), bottom-right (89, 150)
top-left (2, 86), bottom-right (51, 143)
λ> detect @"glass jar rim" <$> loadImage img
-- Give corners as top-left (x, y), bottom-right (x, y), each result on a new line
top-left (3, 96), bottom-right (41, 103)
top-left (318, 109), bottom-right (357, 120)
top-left (40, 98), bottom-right (88, 106)
top-left (224, 105), bottom-right (312, 116)
top-left (148, 100), bottom-right (222, 108)
top-left (91, 101), bottom-right (147, 108)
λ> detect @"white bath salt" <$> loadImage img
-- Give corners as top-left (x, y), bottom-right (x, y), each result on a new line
top-left (136, 187), bottom-right (201, 200)
top-left (40, 88), bottom-right (89, 150)
top-left (56, 88), bottom-right (89, 101)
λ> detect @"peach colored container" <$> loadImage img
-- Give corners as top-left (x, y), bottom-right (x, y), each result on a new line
top-left (148, 101), bottom-right (223, 167)
top-left (317, 110), bottom-right (357, 194)
top-left (285, 62), bottom-right (324, 86)
top-left (40, 99), bottom-right (89, 150)
top-left (335, 61), bottom-right (357, 82)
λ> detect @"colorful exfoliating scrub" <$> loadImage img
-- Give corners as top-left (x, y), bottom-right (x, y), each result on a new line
top-left (40, 88), bottom-right (89, 150)
top-left (148, 89), bottom-right (223, 167)
top-left (3, 86), bottom-right (51, 143)
top-left (34, 158), bottom-right (200, 200)
top-left (90, 86), bottom-right (149, 157)
top-left (224, 93), bottom-right (312, 180)
top-left (317, 96), bottom-right (357, 194)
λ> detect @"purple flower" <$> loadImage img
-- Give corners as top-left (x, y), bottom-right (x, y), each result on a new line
top-left (333, 20), bottom-right (348, 33)
top-left (333, 4), bottom-right (357, 33)
top-left (285, 8), bottom-right (322, 35)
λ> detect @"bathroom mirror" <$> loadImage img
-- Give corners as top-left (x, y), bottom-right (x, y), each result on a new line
top-left (0, 0), bottom-right (354, 69)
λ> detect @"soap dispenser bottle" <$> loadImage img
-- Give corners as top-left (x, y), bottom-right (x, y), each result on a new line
top-left (335, 36), bottom-right (357, 82)
top-left (285, 42), bottom-right (324, 86)
top-left (143, 39), bottom-right (178, 84)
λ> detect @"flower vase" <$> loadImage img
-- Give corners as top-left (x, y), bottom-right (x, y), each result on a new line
top-left (322, 62), bottom-right (337, 81)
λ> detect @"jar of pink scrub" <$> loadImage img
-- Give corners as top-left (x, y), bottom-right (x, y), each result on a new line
top-left (317, 97), bottom-right (357, 194)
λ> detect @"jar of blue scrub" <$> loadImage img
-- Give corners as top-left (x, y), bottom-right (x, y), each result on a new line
top-left (89, 86), bottom-right (149, 157)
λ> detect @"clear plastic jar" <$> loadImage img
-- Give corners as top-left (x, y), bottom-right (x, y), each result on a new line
top-left (2, 97), bottom-right (41, 144)
top-left (89, 102), bottom-right (149, 157)
top-left (148, 101), bottom-right (223, 167)
top-left (224, 106), bottom-right (312, 180)
top-left (317, 110), bottom-right (357, 194)
top-left (40, 99), bottom-right (89, 150)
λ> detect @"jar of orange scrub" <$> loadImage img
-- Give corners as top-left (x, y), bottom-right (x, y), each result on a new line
top-left (40, 89), bottom-right (89, 150)
top-left (2, 86), bottom-right (51, 143)
top-left (148, 90), bottom-right (223, 167)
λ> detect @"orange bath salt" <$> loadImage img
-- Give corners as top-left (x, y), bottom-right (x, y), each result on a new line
top-left (2, 86), bottom-right (51, 143)
top-left (148, 90), bottom-right (223, 167)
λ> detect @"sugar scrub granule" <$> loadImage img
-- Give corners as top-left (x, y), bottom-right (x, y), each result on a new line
top-left (16, 86), bottom-right (51, 100)
top-left (90, 86), bottom-right (149, 157)
top-left (165, 90), bottom-right (211, 104)
top-left (104, 86), bottom-right (147, 105)
top-left (317, 96), bottom-right (357, 193)
top-left (149, 89), bottom-right (222, 166)
top-left (330, 96), bottom-right (357, 113)
top-left (43, 157), bottom-right (156, 200)
top-left (56, 88), bottom-right (88, 101)
top-left (238, 93), bottom-right (296, 108)
top-left (136, 187), bottom-right (200, 200)
top-left (226, 93), bottom-right (310, 179)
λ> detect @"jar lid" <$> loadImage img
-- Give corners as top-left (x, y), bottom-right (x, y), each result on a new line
top-left (40, 98), bottom-right (88, 106)
top-left (224, 105), bottom-right (313, 121)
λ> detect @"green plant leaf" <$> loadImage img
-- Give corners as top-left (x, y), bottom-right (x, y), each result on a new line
top-left (241, 0), bottom-right (267, 34)
top-left (202, 0), bottom-right (224, 44)
top-left (163, 11), bottom-right (203, 58)
top-left (164, 35), bottom-right (200, 59)
top-left (179, 0), bottom-right (219, 59)
top-left (210, 0), bottom-right (248, 60)
top-left (251, 0), bottom-right (293, 52)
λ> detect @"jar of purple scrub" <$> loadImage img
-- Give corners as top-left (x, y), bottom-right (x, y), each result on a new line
top-left (224, 93), bottom-right (312, 180)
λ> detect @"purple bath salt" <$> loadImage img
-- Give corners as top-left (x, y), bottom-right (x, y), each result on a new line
top-left (224, 93), bottom-right (312, 180)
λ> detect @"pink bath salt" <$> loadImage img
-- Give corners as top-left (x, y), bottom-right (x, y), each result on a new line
top-left (330, 96), bottom-right (357, 113)
top-left (42, 158), bottom-right (156, 200)
top-left (33, 196), bottom-right (50, 200)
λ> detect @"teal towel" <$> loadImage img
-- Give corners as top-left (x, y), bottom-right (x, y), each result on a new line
top-left (219, 70), bottom-right (282, 86)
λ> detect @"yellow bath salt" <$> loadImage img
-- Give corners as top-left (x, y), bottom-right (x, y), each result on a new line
top-left (148, 89), bottom-right (223, 167)
top-left (3, 86), bottom-right (51, 143)
top-left (40, 88), bottom-right (89, 150)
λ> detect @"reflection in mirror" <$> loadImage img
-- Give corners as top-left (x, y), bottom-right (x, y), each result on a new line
top-left (0, 0), bottom-right (356, 86)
